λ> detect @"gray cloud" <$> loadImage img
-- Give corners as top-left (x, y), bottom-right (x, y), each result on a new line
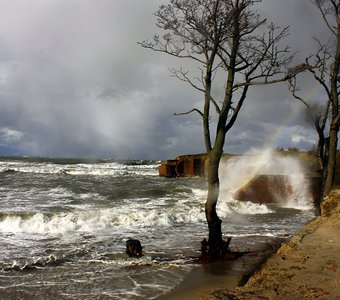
top-left (0, 0), bottom-right (330, 159)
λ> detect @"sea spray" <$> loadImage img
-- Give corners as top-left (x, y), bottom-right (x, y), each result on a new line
top-left (217, 149), bottom-right (313, 216)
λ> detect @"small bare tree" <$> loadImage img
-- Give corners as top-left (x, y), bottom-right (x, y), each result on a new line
top-left (140, 0), bottom-right (292, 260)
top-left (288, 65), bottom-right (331, 170)
top-left (288, 0), bottom-right (339, 196)
top-left (306, 102), bottom-right (331, 169)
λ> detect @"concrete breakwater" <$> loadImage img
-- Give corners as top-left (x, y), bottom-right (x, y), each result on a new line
top-left (159, 151), bottom-right (322, 207)
top-left (233, 174), bottom-right (321, 207)
top-left (158, 154), bottom-right (208, 177)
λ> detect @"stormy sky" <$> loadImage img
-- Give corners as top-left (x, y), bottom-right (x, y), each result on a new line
top-left (0, 0), bottom-right (331, 160)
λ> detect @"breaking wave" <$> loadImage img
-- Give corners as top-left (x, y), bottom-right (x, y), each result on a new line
top-left (2, 255), bottom-right (67, 272)
top-left (0, 203), bottom-right (206, 236)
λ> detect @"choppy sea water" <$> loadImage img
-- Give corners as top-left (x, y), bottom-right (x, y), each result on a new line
top-left (0, 155), bottom-right (315, 299)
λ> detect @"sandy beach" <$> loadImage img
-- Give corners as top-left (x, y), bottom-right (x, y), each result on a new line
top-left (158, 190), bottom-right (340, 300)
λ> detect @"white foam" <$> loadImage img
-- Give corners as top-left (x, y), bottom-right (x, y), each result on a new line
top-left (227, 232), bottom-right (276, 237)
top-left (0, 199), bottom-right (206, 237)
top-left (217, 149), bottom-right (314, 213)
top-left (0, 161), bottom-right (158, 177)
top-left (217, 196), bottom-right (273, 216)
top-left (228, 200), bottom-right (273, 215)
top-left (191, 188), bottom-right (208, 199)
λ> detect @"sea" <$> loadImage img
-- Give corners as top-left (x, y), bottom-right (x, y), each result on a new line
top-left (0, 152), bottom-right (316, 299)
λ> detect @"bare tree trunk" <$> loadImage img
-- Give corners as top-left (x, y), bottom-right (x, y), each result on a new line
top-left (205, 150), bottom-right (223, 259)
top-left (317, 132), bottom-right (325, 170)
top-left (204, 127), bottom-right (232, 260)
top-left (323, 123), bottom-right (338, 195)
top-left (323, 10), bottom-right (340, 196)
top-left (314, 123), bottom-right (327, 171)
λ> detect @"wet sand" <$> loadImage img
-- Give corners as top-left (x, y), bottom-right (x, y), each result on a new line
top-left (157, 238), bottom-right (284, 300)
top-left (157, 261), bottom-right (242, 300)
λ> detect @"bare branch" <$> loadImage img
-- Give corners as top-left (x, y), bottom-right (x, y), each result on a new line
top-left (209, 95), bottom-right (221, 114)
top-left (287, 76), bottom-right (312, 107)
top-left (174, 108), bottom-right (203, 117)
top-left (225, 85), bottom-right (249, 132)
top-left (169, 67), bottom-right (205, 93)
top-left (286, 63), bottom-right (310, 78)
top-left (313, 0), bottom-right (338, 35)
top-left (334, 112), bottom-right (340, 126)
top-left (308, 67), bottom-right (332, 100)
top-left (138, 37), bottom-right (205, 64)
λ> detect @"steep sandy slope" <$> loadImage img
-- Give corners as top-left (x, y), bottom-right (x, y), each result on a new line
top-left (212, 190), bottom-right (340, 300)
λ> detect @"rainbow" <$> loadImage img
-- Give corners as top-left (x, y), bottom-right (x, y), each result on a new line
top-left (263, 85), bottom-right (326, 150)
top-left (230, 85), bottom-right (325, 198)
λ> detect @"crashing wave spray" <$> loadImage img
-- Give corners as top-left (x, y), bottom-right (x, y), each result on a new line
top-left (217, 149), bottom-right (314, 215)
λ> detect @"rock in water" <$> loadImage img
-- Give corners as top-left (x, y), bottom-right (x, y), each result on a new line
top-left (126, 239), bottom-right (143, 258)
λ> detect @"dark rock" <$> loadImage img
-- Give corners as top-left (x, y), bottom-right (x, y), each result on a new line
top-left (126, 239), bottom-right (143, 258)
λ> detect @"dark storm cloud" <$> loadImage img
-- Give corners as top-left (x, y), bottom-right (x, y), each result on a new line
top-left (0, 0), bottom-right (329, 159)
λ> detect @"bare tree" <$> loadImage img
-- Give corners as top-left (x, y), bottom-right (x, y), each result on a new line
top-left (307, 102), bottom-right (331, 169)
top-left (288, 71), bottom-right (331, 171)
top-left (140, 0), bottom-right (292, 260)
top-left (288, 0), bottom-right (339, 196)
